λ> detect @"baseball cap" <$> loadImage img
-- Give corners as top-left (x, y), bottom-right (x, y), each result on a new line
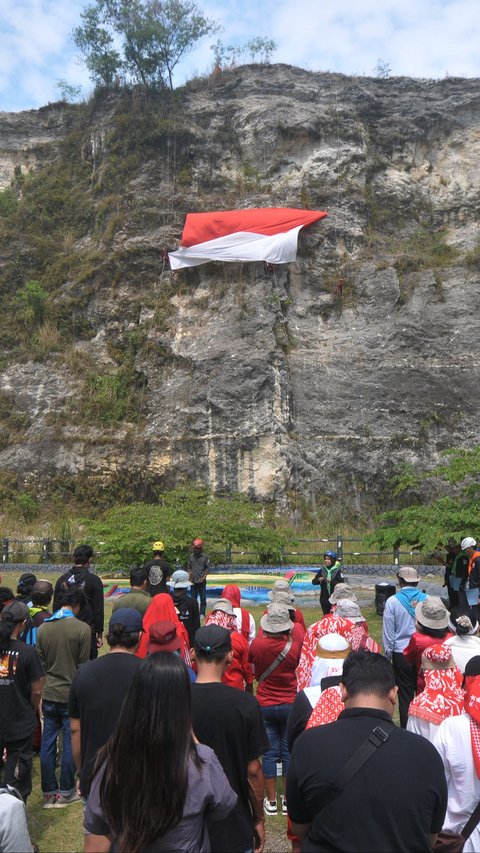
top-left (194, 625), bottom-right (232, 655)
top-left (147, 620), bottom-right (181, 653)
top-left (171, 570), bottom-right (190, 589)
top-left (0, 600), bottom-right (29, 623)
top-left (461, 537), bottom-right (477, 550)
top-left (109, 608), bottom-right (143, 633)
top-left (397, 566), bottom-right (420, 582)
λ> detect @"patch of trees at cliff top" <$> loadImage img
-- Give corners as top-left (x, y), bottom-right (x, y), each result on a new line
top-left (73, 0), bottom-right (277, 91)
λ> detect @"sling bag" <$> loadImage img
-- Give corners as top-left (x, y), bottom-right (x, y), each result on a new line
top-left (257, 638), bottom-right (293, 683)
top-left (311, 724), bottom-right (392, 818)
top-left (434, 801), bottom-right (480, 853)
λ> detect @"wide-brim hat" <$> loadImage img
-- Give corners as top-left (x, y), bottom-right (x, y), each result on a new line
top-left (171, 570), bottom-right (190, 589)
top-left (415, 597), bottom-right (449, 630)
top-left (260, 602), bottom-right (292, 634)
top-left (210, 598), bottom-right (234, 615)
top-left (397, 566), bottom-right (420, 582)
top-left (335, 600), bottom-right (364, 622)
top-left (147, 620), bottom-right (181, 653)
top-left (269, 590), bottom-right (295, 610)
top-left (268, 579), bottom-right (291, 600)
top-left (329, 583), bottom-right (358, 605)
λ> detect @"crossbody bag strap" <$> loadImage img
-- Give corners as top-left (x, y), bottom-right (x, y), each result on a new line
top-left (328, 725), bottom-right (391, 794)
top-left (461, 800), bottom-right (480, 841)
top-left (258, 639), bottom-right (293, 683)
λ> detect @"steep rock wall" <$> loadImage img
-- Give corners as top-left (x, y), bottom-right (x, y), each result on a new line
top-left (0, 66), bottom-right (479, 516)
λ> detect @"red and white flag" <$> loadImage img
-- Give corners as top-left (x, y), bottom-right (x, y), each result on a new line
top-left (168, 207), bottom-right (327, 269)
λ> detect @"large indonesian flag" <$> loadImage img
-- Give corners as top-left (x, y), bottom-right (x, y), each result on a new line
top-left (168, 207), bottom-right (327, 269)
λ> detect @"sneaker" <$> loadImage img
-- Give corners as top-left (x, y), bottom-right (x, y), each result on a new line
top-left (281, 795), bottom-right (287, 815)
top-left (53, 791), bottom-right (82, 808)
top-left (43, 794), bottom-right (58, 809)
top-left (263, 797), bottom-right (278, 816)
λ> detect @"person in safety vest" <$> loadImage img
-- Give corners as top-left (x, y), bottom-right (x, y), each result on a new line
top-left (462, 537), bottom-right (480, 621)
top-left (312, 551), bottom-right (344, 615)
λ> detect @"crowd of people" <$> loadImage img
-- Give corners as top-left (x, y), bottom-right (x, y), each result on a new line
top-left (1, 537), bottom-right (480, 851)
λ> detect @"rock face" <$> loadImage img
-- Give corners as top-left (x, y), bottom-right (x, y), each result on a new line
top-left (0, 65), bottom-right (479, 517)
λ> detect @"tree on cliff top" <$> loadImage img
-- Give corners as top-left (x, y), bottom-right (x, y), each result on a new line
top-left (73, 0), bottom-right (219, 90)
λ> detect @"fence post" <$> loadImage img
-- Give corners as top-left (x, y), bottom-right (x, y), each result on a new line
top-left (43, 538), bottom-right (53, 563)
top-left (226, 544), bottom-right (232, 565)
top-left (393, 546), bottom-right (400, 566)
top-left (2, 538), bottom-right (8, 563)
top-left (336, 534), bottom-right (343, 561)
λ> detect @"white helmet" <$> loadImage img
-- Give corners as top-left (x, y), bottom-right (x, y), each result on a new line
top-left (461, 537), bottom-right (477, 550)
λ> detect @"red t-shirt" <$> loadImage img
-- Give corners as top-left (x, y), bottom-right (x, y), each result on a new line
top-left (403, 630), bottom-right (453, 693)
top-left (249, 633), bottom-right (302, 706)
top-left (222, 631), bottom-right (254, 691)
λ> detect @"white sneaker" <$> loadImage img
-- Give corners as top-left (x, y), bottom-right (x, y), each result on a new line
top-left (263, 797), bottom-right (278, 815)
top-left (281, 795), bottom-right (287, 815)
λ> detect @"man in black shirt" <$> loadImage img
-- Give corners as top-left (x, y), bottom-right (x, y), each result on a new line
top-left (143, 540), bottom-right (172, 596)
top-left (170, 569), bottom-right (200, 646)
top-left (68, 608), bottom-right (143, 798)
top-left (191, 625), bottom-right (269, 853)
top-left (54, 544), bottom-right (104, 659)
top-left (287, 651), bottom-right (447, 853)
top-left (0, 601), bottom-right (45, 801)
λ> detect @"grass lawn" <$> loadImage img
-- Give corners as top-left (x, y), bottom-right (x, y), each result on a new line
top-left (2, 572), bottom-right (384, 853)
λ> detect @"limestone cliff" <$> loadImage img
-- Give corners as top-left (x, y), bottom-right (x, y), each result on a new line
top-left (0, 64), bottom-right (479, 518)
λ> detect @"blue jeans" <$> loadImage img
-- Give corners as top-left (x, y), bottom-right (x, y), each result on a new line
top-left (261, 703), bottom-right (292, 778)
top-left (40, 701), bottom-right (76, 796)
top-left (193, 580), bottom-right (207, 616)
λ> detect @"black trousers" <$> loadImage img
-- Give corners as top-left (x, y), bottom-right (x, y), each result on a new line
top-left (392, 652), bottom-right (416, 729)
top-left (0, 732), bottom-right (34, 801)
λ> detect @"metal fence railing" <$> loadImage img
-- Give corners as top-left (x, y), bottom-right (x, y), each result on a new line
top-left (0, 535), bottom-right (444, 571)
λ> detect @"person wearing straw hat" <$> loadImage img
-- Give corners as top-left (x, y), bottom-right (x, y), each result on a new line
top-left (249, 603), bottom-right (303, 817)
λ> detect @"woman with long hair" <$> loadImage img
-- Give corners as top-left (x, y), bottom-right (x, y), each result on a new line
top-left (137, 592), bottom-right (191, 663)
top-left (84, 652), bottom-right (236, 852)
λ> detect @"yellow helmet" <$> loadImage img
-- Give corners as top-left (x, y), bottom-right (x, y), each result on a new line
top-left (152, 541), bottom-right (165, 552)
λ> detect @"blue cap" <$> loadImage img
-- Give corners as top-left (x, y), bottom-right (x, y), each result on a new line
top-left (109, 607), bottom-right (143, 633)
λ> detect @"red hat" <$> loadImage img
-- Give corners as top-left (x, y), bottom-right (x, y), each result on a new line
top-left (146, 620), bottom-right (181, 654)
top-left (193, 538), bottom-right (204, 548)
